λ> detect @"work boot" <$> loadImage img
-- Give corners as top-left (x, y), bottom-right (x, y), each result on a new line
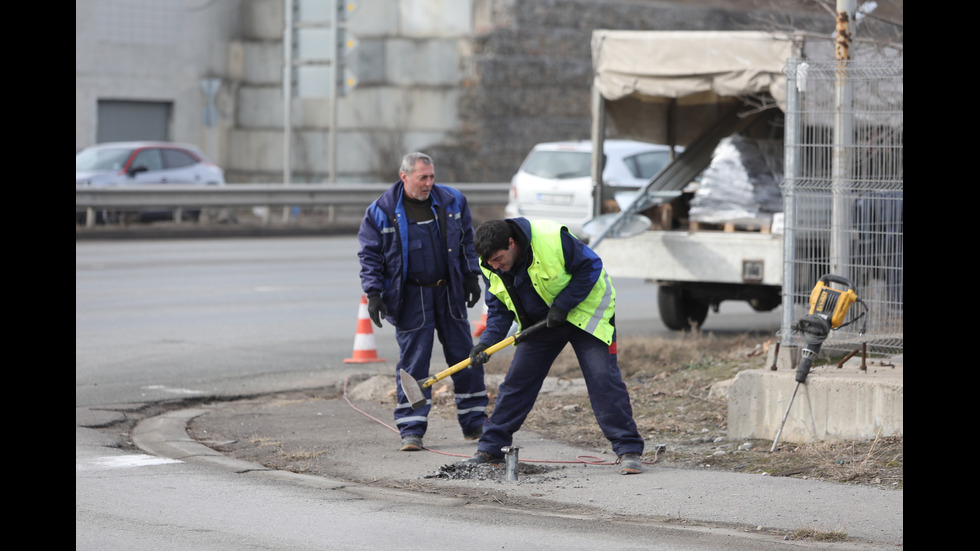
top-left (463, 427), bottom-right (482, 441)
top-left (400, 435), bottom-right (423, 452)
top-left (617, 453), bottom-right (643, 475)
top-left (463, 451), bottom-right (503, 466)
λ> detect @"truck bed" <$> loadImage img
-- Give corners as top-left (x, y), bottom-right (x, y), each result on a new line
top-left (593, 228), bottom-right (783, 286)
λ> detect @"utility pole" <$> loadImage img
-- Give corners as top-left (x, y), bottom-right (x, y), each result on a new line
top-left (284, 0), bottom-right (357, 191)
top-left (330, 1), bottom-right (358, 185)
top-left (830, 0), bottom-right (856, 279)
top-left (283, 0), bottom-right (293, 188)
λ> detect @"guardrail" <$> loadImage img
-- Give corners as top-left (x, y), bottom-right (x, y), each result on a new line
top-left (76, 183), bottom-right (511, 227)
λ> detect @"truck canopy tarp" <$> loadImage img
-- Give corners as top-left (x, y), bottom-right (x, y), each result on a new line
top-left (592, 30), bottom-right (803, 146)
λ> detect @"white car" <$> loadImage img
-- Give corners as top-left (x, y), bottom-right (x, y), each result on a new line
top-left (76, 141), bottom-right (225, 187)
top-left (76, 141), bottom-right (225, 223)
top-left (504, 140), bottom-right (677, 236)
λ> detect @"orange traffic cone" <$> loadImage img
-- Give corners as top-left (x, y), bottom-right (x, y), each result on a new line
top-left (344, 295), bottom-right (388, 364)
top-left (472, 303), bottom-right (488, 337)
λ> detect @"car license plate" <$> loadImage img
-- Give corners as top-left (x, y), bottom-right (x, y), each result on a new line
top-left (537, 193), bottom-right (573, 205)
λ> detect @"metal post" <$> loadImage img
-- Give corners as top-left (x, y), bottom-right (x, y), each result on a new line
top-left (589, 84), bottom-right (605, 220)
top-left (781, 59), bottom-right (801, 346)
top-left (283, 0), bottom-right (293, 188)
top-left (502, 446), bottom-right (520, 481)
top-left (329, 0), bottom-right (338, 186)
top-left (830, 0), bottom-right (857, 278)
top-left (280, 0), bottom-right (294, 226)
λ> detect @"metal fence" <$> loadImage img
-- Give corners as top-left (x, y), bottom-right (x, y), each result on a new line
top-left (781, 58), bottom-right (903, 357)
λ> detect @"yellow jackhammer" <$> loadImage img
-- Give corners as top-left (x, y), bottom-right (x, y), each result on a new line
top-left (769, 275), bottom-right (869, 452)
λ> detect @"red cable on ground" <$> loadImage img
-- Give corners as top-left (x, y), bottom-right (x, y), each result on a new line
top-left (342, 376), bottom-right (657, 467)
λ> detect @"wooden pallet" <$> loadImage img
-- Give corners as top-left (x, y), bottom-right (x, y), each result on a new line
top-left (689, 219), bottom-right (772, 234)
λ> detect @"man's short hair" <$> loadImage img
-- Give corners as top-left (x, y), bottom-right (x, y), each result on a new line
top-left (400, 152), bottom-right (433, 175)
top-left (474, 219), bottom-right (512, 260)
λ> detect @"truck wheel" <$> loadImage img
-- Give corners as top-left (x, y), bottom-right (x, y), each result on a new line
top-left (748, 292), bottom-right (782, 312)
top-left (658, 286), bottom-right (708, 331)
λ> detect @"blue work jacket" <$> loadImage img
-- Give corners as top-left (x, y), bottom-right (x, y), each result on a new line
top-left (357, 181), bottom-right (481, 326)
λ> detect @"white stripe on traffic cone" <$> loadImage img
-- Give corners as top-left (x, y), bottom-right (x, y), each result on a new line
top-left (472, 302), bottom-right (488, 337)
top-left (344, 295), bottom-right (387, 364)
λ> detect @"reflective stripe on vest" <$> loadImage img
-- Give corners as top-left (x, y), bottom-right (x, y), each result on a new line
top-left (483, 219), bottom-right (615, 344)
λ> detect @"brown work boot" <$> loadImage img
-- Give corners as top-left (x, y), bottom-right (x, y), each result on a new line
top-left (463, 427), bottom-right (482, 441)
top-left (617, 453), bottom-right (643, 475)
top-left (400, 435), bottom-right (423, 451)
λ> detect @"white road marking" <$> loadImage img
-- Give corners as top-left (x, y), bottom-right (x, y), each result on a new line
top-left (143, 385), bottom-right (205, 395)
top-left (78, 454), bottom-right (182, 471)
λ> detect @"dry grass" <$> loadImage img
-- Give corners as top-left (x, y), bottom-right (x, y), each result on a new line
top-left (476, 330), bottom-right (903, 489)
top-left (789, 527), bottom-right (849, 542)
top-left (249, 437), bottom-right (283, 447)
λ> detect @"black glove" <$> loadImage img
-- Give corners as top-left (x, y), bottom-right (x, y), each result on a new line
top-left (367, 294), bottom-right (387, 328)
top-left (464, 277), bottom-right (481, 308)
top-left (469, 343), bottom-right (490, 368)
top-left (546, 305), bottom-right (568, 328)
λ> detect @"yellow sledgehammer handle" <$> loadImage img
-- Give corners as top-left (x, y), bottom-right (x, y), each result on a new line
top-left (418, 320), bottom-right (547, 390)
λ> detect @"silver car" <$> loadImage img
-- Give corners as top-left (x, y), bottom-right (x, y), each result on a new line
top-left (76, 141), bottom-right (225, 187)
top-left (504, 140), bottom-right (676, 236)
top-left (76, 141), bottom-right (225, 223)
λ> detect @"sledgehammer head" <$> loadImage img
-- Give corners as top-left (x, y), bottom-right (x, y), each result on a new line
top-left (399, 369), bottom-right (428, 409)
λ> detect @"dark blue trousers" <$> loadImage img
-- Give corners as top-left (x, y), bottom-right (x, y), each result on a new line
top-left (477, 323), bottom-right (644, 458)
top-left (394, 284), bottom-right (488, 438)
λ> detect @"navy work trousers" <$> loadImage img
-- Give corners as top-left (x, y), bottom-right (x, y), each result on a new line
top-left (477, 323), bottom-right (644, 458)
top-left (394, 284), bottom-right (488, 438)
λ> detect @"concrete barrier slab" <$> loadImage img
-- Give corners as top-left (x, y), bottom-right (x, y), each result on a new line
top-left (727, 359), bottom-right (903, 443)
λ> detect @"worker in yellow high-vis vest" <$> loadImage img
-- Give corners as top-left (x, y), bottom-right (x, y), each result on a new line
top-left (463, 217), bottom-right (645, 475)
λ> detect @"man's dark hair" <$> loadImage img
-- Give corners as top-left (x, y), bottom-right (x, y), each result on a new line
top-left (474, 219), bottom-right (512, 260)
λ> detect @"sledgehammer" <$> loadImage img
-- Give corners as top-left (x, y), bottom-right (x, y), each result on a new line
top-left (399, 320), bottom-right (547, 409)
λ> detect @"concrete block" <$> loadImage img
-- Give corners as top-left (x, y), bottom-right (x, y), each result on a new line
top-left (242, 0), bottom-right (284, 41)
top-left (765, 344), bottom-right (799, 372)
top-left (727, 364), bottom-right (903, 444)
top-left (349, 0), bottom-right (399, 35)
top-left (333, 87), bottom-right (460, 131)
top-left (386, 39), bottom-right (462, 85)
top-left (240, 41), bottom-right (283, 85)
top-left (238, 87), bottom-right (286, 128)
top-left (399, 0), bottom-right (472, 37)
top-left (228, 129), bottom-right (282, 171)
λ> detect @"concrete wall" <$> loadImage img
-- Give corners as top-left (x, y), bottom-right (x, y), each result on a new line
top-left (75, 0), bottom-right (244, 158)
top-left (77, 0), bottom-right (863, 184)
top-left (225, 0), bottom-right (475, 183)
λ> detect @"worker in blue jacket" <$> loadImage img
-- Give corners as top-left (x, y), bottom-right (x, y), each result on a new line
top-left (357, 152), bottom-right (485, 451)
top-left (465, 217), bottom-right (645, 474)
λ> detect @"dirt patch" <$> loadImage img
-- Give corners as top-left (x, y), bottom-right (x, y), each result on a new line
top-left (424, 461), bottom-right (564, 483)
top-left (182, 330), bottom-right (901, 490)
top-left (410, 331), bottom-right (903, 489)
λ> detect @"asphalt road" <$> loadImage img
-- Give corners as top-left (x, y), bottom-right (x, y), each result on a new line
top-left (77, 233), bottom-right (903, 549)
